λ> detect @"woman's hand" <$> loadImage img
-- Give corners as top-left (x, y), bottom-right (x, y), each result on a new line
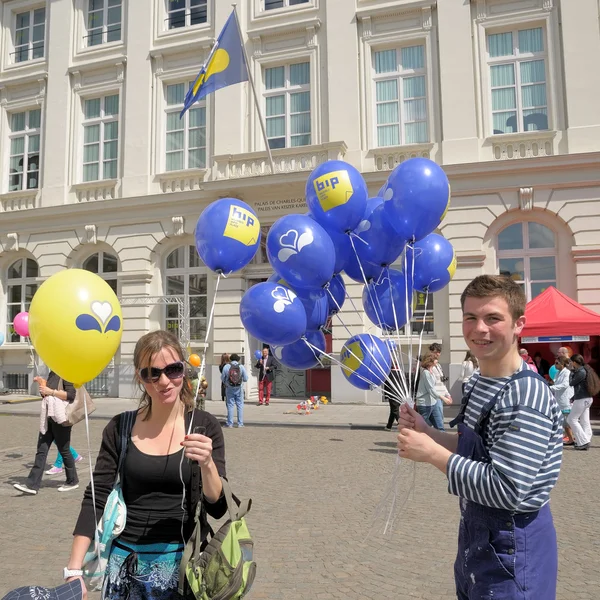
top-left (39, 385), bottom-right (55, 397)
top-left (66, 577), bottom-right (87, 600)
top-left (181, 433), bottom-right (214, 467)
top-left (442, 395), bottom-right (453, 406)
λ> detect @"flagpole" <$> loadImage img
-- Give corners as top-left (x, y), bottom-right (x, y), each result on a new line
top-left (231, 4), bottom-right (276, 175)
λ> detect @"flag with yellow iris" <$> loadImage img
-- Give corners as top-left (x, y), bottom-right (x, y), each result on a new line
top-left (180, 10), bottom-right (248, 118)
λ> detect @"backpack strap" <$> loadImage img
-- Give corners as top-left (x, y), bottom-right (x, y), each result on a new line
top-left (221, 477), bottom-right (252, 521)
top-left (114, 410), bottom-right (136, 487)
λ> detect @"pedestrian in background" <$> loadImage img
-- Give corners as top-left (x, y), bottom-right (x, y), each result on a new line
top-left (414, 355), bottom-right (445, 431)
top-left (218, 353), bottom-right (230, 402)
top-left (550, 356), bottom-right (575, 445)
top-left (384, 357), bottom-right (404, 431)
top-left (568, 354), bottom-right (596, 451)
top-left (221, 353), bottom-right (248, 428)
top-left (459, 350), bottom-right (478, 394)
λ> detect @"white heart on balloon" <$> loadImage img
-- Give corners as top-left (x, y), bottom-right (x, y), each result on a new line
top-left (91, 301), bottom-right (113, 325)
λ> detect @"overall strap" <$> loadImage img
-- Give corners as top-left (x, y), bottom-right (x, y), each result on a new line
top-left (449, 373), bottom-right (480, 428)
top-left (475, 369), bottom-right (546, 435)
top-left (115, 410), bottom-right (137, 487)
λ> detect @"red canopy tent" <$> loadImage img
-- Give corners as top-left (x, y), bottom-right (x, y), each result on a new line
top-left (521, 286), bottom-right (600, 338)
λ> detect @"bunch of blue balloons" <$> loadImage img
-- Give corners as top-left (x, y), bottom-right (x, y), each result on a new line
top-left (194, 157), bottom-right (456, 388)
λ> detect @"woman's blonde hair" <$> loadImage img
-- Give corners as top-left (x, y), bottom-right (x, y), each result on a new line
top-left (133, 330), bottom-right (193, 419)
top-left (421, 354), bottom-right (437, 370)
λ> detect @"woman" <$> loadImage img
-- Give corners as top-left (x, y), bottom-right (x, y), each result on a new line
top-left (65, 330), bottom-right (227, 599)
top-left (568, 354), bottom-right (593, 451)
top-left (218, 353), bottom-right (230, 402)
top-left (550, 356), bottom-right (575, 445)
top-left (459, 350), bottom-right (478, 394)
top-left (13, 371), bottom-right (79, 495)
top-left (415, 355), bottom-right (445, 430)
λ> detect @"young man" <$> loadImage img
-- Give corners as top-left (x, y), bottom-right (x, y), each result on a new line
top-left (397, 275), bottom-right (563, 599)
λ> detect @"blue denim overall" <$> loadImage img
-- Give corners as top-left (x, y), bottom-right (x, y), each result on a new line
top-left (450, 370), bottom-right (558, 600)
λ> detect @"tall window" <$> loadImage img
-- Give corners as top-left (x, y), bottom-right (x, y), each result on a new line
top-left (8, 109), bottom-right (41, 192)
top-left (6, 258), bottom-right (38, 343)
top-left (13, 8), bottom-right (45, 62)
top-left (165, 246), bottom-right (207, 341)
top-left (488, 27), bottom-right (548, 135)
top-left (165, 83), bottom-right (206, 171)
top-left (166, 0), bottom-right (207, 29)
top-left (86, 0), bottom-right (122, 46)
top-left (264, 62), bottom-right (311, 149)
top-left (373, 45), bottom-right (428, 147)
top-left (498, 221), bottom-right (556, 300)
top-left (83, 251), bottom-right (118, 294)
top-left (83, 94), bottom-right (119, 182)
top-left (265, 0), bottom-right (309, 9)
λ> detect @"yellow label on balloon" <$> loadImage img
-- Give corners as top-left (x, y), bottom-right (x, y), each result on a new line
top-left (28, 269), bottom-right (123, 387)
top-left (313, 170), bottom-right (353, 212)
top-left (447, 251), bottom-right (457, 280)
top-left (340, 340), bottom-right (364, 377)
top-left (440, 183), bottom-right (451, 221)
top-left (223, 205), bottom-right (260, 246)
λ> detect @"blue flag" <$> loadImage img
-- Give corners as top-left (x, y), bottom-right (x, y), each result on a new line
top-left (180, 10), bottom-right (248, 118)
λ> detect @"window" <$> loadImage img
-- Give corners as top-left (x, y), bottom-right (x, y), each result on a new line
top-left (8, 109), bottom-right (41, 192)
top-left (373, 45), bottom-right (428, 147)
top-left (166, 0), bottom-right (207, 29)
top-left (488, 27), bottom-right (548, 134)
top-left (86, 0), bottom-right (122, 46)
top-left (6, 258), bottom-right (39, 343)
top-left (165, 246), bottom-right (207, 341)
top-left (498, 221), bottom-right (556, 300)
top-left (165, 83), bottom-right (206, 171)
top-left (82, 94), bottom-right (119, 182)
top-left (265, 0), bottom-right (309, 9)
top-left (264, 62), bottom-right (311, 149)
top-left (13, 7), bottom-right (45, 62)
top-left (83, 251), bottom-right (118, 294)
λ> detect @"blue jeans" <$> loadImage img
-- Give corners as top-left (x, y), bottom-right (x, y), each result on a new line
top-left (226, 387), bottom-right (244, 426)
top-left (53, 445), bottom-right (80, 468)
top-left (416, 402), bottom-right (445, 431)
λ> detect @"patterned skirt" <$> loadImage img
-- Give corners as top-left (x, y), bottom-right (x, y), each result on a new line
top-left (104, 539), bottom-right (187, 600)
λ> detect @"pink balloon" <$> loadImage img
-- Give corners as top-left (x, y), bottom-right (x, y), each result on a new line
top-left (13, 312), bottom-right (30, 337)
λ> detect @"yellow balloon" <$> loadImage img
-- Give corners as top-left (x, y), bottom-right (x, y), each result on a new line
top-left (29, 269), bottom-right (123, 387)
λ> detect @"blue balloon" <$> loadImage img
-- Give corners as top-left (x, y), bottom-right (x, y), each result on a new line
top-left (195, 198), bottom-right (260, 274)
top-left (271, 330), bottom-right (326, 370)
top-left (306, 160), bottom-right (368, 233)
top-left (340, 334), bottom-right (392, 390)
top-left (353, 203), bottom-right (406, 267)
top-left (254, 350), bottom-right (262, 360)
top-left (549, 365), bottom-right (558, 382)
top-left (324, 227), bottom-right (353, 274)
top-left (383, 158), bottom-right (450, 242)
top-left (240, 282), bottom-right (307, 346)
top-left (412, 234), bottom-right (456, 293)
top-left (344, 252), bottom-right (384, 284)
top-left (267, 274), bottom-right (329, 331)
top-left (326, 273), bottom-right (346, 315)
top-left (362, 268), bottom-right (413, 330)
top-left (267, 214), bottom-right (335, 290)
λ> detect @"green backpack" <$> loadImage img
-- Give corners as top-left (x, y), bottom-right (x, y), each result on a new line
top-left (179, 478), bottom-right (256, 600)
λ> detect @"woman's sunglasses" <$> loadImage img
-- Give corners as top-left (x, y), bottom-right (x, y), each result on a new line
top-left (139, 361), bottom-right (185, 384)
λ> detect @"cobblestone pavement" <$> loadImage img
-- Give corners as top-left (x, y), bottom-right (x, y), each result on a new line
top-left (0, 415), bottom-right (598, 599)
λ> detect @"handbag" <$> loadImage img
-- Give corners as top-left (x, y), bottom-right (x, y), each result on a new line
top-left (82, 410), bottom-right (136, 592)
top-left (57, 380), bottom-right (96, 426)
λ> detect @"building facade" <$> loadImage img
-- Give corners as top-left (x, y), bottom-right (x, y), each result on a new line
top-left (1, 0), bottom-right (600, 403)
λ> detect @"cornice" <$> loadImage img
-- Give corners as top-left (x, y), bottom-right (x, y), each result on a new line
top-left (356, 0), bottom-right (436, 20)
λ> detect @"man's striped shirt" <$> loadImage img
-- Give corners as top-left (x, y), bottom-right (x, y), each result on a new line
top-left (446, 361), bottom-right (563, 512)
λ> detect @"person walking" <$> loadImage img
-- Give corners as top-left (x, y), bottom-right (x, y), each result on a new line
top-left (459, 350), bottom-right (478, 394)
top-left (64, 330), bottom-right (227, 598)
top-left (221, 353), bottom-right (248, 428)
top-left (550, 356), bottom-right (575, 445)
top-left (397, 274), bottom-right (562, 599)
top-left (13, 371), bottom-right (79, 495)
top-left (255, 347), bottom-right (275, 406)
top-left (218, 353), bottom-right (230, 402)
top-left (567, 354), bottom-right (596, 451)
top-left (414, 355), bottom-right (445, 431)
top-left (384, 358), bottom-right (404, 431)
top-left (45, 446), bottom-right (84, 476)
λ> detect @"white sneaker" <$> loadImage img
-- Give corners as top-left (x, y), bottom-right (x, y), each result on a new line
top-left (13, 483), bottom-right (37, 495)
top-left (57, 484), bottom-right (80, 492)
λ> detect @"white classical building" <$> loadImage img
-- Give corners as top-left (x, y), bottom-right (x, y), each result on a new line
top-left (1, 0), bottom-right (600, 403)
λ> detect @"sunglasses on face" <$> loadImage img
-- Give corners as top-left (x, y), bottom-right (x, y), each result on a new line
top-left (139, 361), bottom-right (185, 384)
